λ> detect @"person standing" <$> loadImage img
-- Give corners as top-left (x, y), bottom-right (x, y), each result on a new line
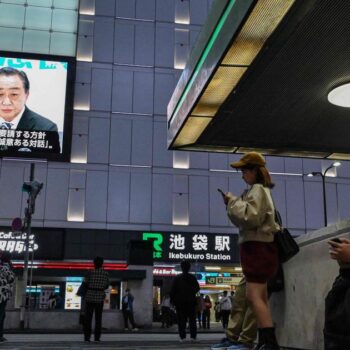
top-left (211, 277), bottom-right (257, 350)
top-left (195, 293), bottom-right (204, 328)
top-left (122, 288), bottom-right (138, 331)
top-left (325, 237), bottom-right (350, 349)
top-left (202, 295), bottom-right (212, 329)
top-left (222, 152), bottom-right (280, 350)
top-left (170, 261), bottom-right (200, 342)
top-left (0, 251), bottom-right (14, 343)
top-left (219, 291), bottom-right (232, 329)
top-left (160, 293), bottom-right (171, 328)
top-left (83, 256), bottom-right (109, 342)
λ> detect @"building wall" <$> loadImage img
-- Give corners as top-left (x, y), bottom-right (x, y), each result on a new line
top-left (0, 0), bottom-right (350, 238)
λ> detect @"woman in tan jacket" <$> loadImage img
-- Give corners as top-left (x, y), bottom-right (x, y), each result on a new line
top-left (222, 152), bottom-right (280, 350)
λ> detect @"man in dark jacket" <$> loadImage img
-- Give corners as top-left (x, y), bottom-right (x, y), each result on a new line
top-left (170, 260), bottom-right (200, 342)
top-left (83, 256), bottom-right (109, 342)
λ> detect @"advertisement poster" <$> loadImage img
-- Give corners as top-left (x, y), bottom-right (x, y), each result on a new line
top-left (65, 282), bottom-right (81, 310)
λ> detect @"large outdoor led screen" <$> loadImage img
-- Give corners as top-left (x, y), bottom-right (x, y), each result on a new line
top-left (0, 51), bottom-right (75, 161)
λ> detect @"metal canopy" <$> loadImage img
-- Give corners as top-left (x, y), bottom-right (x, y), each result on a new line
top-left (167, 0), bottom-right (350, 159)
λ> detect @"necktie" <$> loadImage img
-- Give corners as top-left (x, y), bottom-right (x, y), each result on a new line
top-left (0, 122), bottom-right (12, 129)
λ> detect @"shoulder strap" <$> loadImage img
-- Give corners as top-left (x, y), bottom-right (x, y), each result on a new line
top-left (269, 193), bottom-right (283, 227)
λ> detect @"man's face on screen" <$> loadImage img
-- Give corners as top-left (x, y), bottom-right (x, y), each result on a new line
top-left (0, 74), bottom-right (29, 122)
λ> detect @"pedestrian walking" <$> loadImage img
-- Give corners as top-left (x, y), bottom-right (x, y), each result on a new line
top-left (219, 291), bottom-right (232, 329)
top-left (170, 261), bottom-right (200, 342)
top-left (0, 251), bottom-right (14, 343)
top-left (122, 288), bottom-right (138, 331)
top-left (221, 152), bottom-right (281, 350)
top-left (161, 293), bottom-right (171, 328)
top-left (83, 256), bottom-right (109, 342)
top-left (202, 295), bottom-right (212, 329)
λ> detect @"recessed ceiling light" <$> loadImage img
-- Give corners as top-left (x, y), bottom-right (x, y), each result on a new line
top-left (328, 83), bottom-right (350, 107)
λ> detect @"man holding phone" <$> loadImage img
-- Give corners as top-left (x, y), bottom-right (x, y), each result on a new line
top-left (325, 237), bottom-right (350, 349)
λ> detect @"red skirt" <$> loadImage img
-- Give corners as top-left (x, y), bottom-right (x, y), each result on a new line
top-left (240, 241), bottom-right (279, 283)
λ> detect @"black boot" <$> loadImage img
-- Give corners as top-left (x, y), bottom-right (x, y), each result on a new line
top-left (259, 328), bottom-right (280, 350)
top-left (252, 329), bottom-right (265, 350)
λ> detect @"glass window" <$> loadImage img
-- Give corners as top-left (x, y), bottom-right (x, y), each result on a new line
top-left (23, 29), bottom-right (50, 53)
top-left (50, 32), bottom-right (76, 56)
top-left (1, 0), bottom-right (26, 4)
top-left (53, 0), bottom-right (79, 10)
top-left (52, 9), bottom-right (78, 33)
top-left (0, 4), bottom-right (25, 27)
top-left (0, 27), bottom-right (23, 51)
top-left (25, 6), bottom-right (52, 30)
top-left (27, 0), bottom-right (53, 7)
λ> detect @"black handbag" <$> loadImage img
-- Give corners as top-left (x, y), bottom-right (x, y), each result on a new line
top-left (76, 281), bottom-right (88, 297)
top-left (274, 209), bottom-right (300, 263)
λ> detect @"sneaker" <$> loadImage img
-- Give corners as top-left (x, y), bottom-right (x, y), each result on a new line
top-left (179, 338), bottom-right (186, 343)
top-left (124, 328), bottom-right (129, 331)
top-left (227, 343), bottom-right (254, 350)
top-left (190, 338), bottom-right (198, 343)
top-left (132, 327), bottom-right (139, 331)
top-left (211, 338), bottom-right (237, 350)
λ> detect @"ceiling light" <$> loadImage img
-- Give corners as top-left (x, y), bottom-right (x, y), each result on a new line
top-left (328, 83), bottom-right (350, 107)
top-left (332, 161), bottom-right (341, 167)
top-left (205, 266), bottom-right (221, 271)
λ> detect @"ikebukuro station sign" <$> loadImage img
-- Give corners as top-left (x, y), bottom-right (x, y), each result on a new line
top-left (142, 231), bottom-right (238, 263)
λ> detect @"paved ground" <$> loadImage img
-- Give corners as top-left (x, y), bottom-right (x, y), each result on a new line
top-left (0, 333), bottom-right (304, 350)
top-left (0, 333), bottom-right (220, 349)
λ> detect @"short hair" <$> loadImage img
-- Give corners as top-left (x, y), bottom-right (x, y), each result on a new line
top-left (0, 67), bottom-right (30, 93)
top-left (223, 291), bottom-right (228, 295)
top-left (180, 260), bottom-right (191, 273)
top-left (93, 256), bottom-right (104, 268)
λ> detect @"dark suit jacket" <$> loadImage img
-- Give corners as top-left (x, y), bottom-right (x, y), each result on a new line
top-left (15, 107), bottom-right (60, 153)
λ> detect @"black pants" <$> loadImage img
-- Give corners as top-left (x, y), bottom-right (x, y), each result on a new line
top-left (176, 304), bottom-right (197, 340)
top-left (221, 309), bottom-right (230, 329)
top-left (202, 309), bottom-right (210, 329)
top-left (161, 306), bottom-right (171, 327)
top-left (0, 301), bottom-right (7, 338)
top-left (84, 302), bottom-right (104, 341)
top-left (123, 310), bottom-right (136, 329)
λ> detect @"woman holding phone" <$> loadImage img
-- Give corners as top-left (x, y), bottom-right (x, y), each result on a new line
top-left (221, 152), bottom-right (280, 350)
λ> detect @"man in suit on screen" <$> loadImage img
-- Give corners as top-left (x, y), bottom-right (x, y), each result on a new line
top-left (0, 67), bottom-right (60, 153)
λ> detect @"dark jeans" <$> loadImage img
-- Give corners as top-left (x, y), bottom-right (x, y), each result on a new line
top-left (176, 304), bottom-right (197, 340)
top-left (221, 309), bottom-right (231, 329)
top-left (123, 310), bottom-right (136, 329)
top-left (84, 302), bottom-right (104, 341)
top-left (202, 309), bottom-right (210, 329)
top-left (0, 301), bottom-right (7, 338)
top-left (161, 306), bottom-right (171, 327)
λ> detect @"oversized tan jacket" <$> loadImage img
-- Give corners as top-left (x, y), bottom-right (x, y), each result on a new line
top-left (226, 183), bottom-right (280, 244)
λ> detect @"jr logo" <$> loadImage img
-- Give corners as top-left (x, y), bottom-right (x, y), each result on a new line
top-left (142, 232), bottom-right (163, 259)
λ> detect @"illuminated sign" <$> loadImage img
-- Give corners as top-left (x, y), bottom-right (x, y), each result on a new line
top-left (142, 231), bottom-right (238, 263)
top-left (0, 231), bottom-right (38, 254)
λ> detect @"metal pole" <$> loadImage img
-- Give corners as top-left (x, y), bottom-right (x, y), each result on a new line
top-left (322, 174), bottom-right (327, 227)
top-left (20, 163), bottom-right (35, 329)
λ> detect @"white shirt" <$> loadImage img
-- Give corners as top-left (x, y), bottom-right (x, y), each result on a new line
top-left (0, 106), bottom-right (25, 129)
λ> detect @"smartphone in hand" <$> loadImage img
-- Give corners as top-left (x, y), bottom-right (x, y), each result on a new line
top-left (331, 237), bottom-right (342, 243)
